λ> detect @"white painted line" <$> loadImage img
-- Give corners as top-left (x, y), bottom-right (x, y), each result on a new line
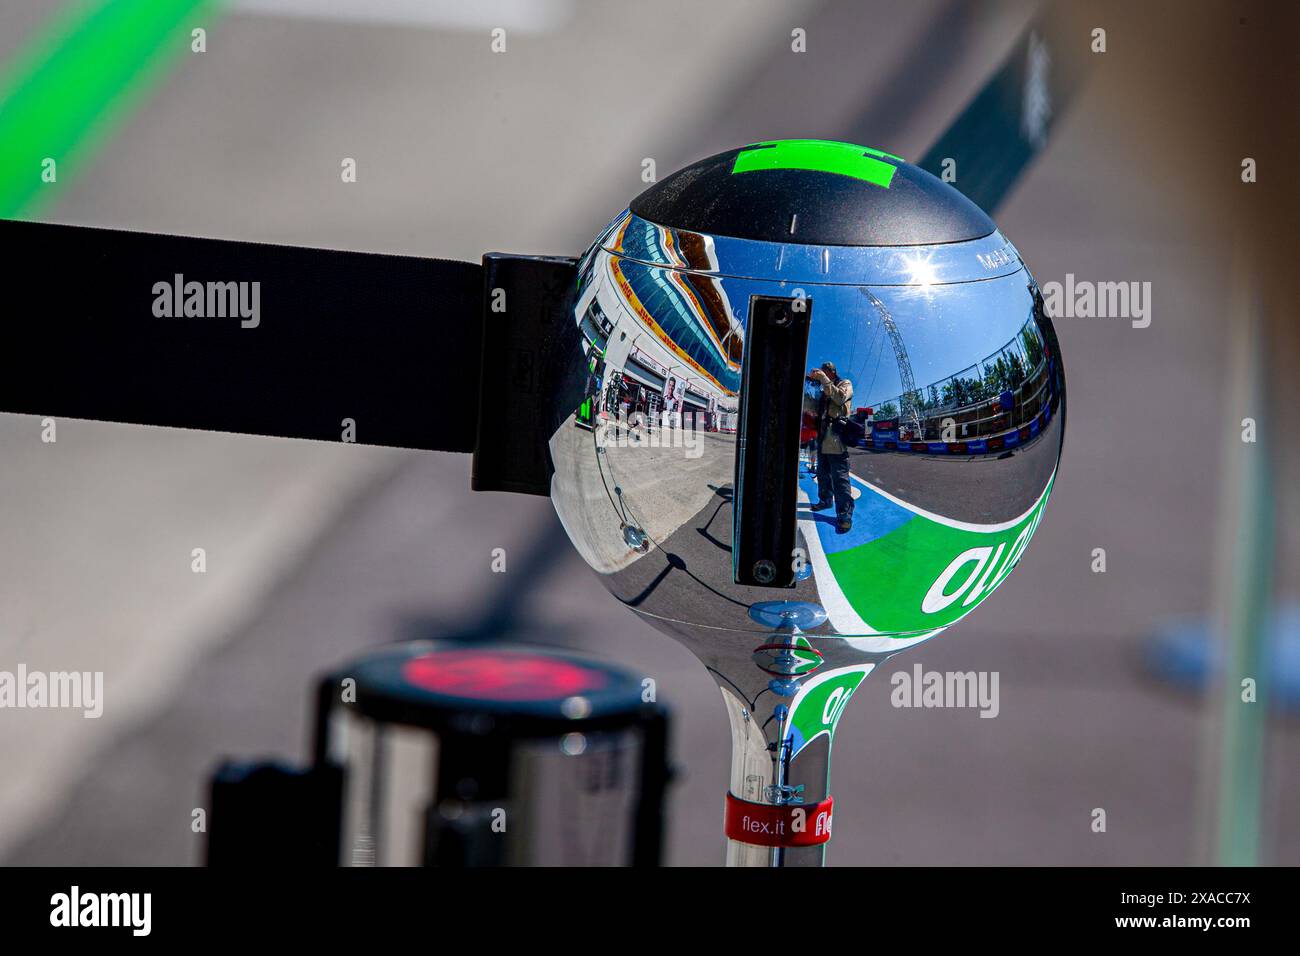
top-left (797, 485), bottom-right (874, 635)
top-left (848, 465), bottom-right (1054, 533)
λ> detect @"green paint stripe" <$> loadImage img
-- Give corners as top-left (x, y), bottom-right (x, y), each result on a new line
top-left (732, 139), bottom-right (903, 188)
top-left (0, 0), bottom-right (214, 216)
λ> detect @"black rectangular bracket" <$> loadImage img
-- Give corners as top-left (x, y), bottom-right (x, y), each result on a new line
top-left (471, 253), bottom-right (581, 496)
top-left (733, 294), bottom-right (812, 588)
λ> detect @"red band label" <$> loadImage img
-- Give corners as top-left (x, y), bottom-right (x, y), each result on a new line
top-left (724, 792), bottom-right (834, 847)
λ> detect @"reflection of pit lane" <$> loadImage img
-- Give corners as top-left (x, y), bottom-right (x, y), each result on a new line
top-left (848, 416), bottom-right (1061, 524)
top-left (601, 428), bottom-right (736, 545)
top-left (603, 490), bottom-right (826, 634)
top-left (549, 420), bottom-right (736, 574)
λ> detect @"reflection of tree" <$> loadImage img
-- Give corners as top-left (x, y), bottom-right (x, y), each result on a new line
top-left (1020, 324), bottom-right (1045, 370)
top-left (981, 352), bottom-right (1029, 396)
top-left (941, 375), bottom-right (985, 407)
top-left (1008, 352), bottom-right (1026, 386)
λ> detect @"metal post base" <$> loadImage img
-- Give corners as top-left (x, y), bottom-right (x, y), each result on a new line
top-left (718, 682), bottom-right (834, 867)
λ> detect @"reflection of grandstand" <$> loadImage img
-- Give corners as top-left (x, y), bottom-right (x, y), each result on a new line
top-left (573, 221), bottom-right (742, 432)
top-left (866, 313), bottom-right (1056, 449)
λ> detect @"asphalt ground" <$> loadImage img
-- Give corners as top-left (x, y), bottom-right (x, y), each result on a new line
top-left (847, 423), bottom-right (1061, 524)
top-left (2, 0), bottom-right (1297, 865)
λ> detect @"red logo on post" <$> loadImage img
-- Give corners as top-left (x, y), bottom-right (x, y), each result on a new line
top-left (724, 792), bottom-right (835, 847)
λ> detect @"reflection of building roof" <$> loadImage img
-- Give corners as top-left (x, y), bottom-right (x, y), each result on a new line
top-left (607, 254), bottom-right (741, 396)
top-left (624, 217), bottom-right (743, 350)
top-left (674, 230), bottom-right (720, 273)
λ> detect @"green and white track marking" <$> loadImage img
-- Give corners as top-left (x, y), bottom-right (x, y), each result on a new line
top-left (797, 465), bottom-right (1055, 653)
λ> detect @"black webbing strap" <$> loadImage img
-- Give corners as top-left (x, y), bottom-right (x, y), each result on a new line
top-left (0, 219), bottom-right (484, 452)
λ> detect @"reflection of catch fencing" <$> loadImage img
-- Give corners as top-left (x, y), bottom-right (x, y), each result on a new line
top-left (920, 362), bottom-right (1050, 438)
top-left (863, 315), bottom-right (1057, 455)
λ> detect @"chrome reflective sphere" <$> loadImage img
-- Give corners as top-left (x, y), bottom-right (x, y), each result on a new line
top-left (549, 141), bottom-right (1064, 699)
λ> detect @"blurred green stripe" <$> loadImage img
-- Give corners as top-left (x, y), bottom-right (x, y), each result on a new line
top-left (0, 0), bottom-right (215, 216)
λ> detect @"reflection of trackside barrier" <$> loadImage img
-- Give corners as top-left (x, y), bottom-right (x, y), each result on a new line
top-left (863, 399), bottom-right (1054, 456)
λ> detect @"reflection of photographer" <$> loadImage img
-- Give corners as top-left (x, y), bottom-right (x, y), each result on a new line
top-left (808, 362), bottom-right (856, 533)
